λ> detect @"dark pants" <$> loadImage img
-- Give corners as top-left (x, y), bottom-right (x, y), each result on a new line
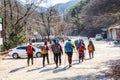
top-left (79, 51), bottom-right (84, 62)
top-left (54, 53), bottom-right (61, 66)
top-left (89, 51), bottom-right (94, 59)
top-left (66, 52), bottom-right (73, 66)
top-left (43, 54), bottom-right (49, 66)
top-left (27, 54), bottom-right (33, 66)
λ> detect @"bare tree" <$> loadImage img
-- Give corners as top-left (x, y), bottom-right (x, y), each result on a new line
top-left (53, 21), bottom-right (68, 36)
top-left (39, 7), bottom-right (60, 40)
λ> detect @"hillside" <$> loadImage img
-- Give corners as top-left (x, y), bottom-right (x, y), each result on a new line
top-left (35, 0), bottom-right (80, 14)
top-left (67, 0), bottom-right (120, 36)
top-left (53, 0), bottom-right (80, 14)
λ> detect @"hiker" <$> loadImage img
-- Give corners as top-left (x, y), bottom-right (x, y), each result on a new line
top-left (64, 39), bottom-right (75, 67)
top-left (74, 40), bottom-right (79, 49)
top-left (80, 39), bottom-right (86, 48)
top-left (51, 39), bottom-right (63, 68)
top-left (55, 37), bottom-right (60, 43)
top-left (88, 36), bottom-right (90, 40)
top-left (77, 41), bottom-right (86, 63)
top-left (26, 43), bottom-right (35, 66)
top-left (41, 41), bottom-right (50, 67)
top-left (87, 40), bottom-right (95, 59)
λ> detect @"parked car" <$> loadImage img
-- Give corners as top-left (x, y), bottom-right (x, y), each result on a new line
top-left (95, 34), bottom-right (103, 41)
top-left (8, 46), bottom-right (42, 59)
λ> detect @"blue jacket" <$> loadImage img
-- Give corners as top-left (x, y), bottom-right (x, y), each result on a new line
top-left (65, 41), bottom-right (74, 52)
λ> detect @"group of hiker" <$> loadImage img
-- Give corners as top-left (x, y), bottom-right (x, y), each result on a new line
top-left (26, 38), bottom-right (95, 69)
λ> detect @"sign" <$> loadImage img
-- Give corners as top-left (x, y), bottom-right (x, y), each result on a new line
top-left (0, 38), bottom-right (3, 45)
top-left (0, 18), bottom-right (2, 23)
top-left (0, 24), bottom-right (2, 31)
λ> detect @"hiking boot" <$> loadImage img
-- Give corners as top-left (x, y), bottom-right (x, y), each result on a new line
top-left (43, 64), bottom-right (45, 67)
top-left (69, 64), bottom-right (72, 67)
top-left (55, 65), bottom-right (58, 69)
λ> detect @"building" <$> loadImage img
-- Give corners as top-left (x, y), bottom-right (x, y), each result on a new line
top-left (107, 24), bottom-right (120, 41)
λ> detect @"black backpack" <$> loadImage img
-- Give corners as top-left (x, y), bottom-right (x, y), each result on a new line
top-left (53, 44), bottom-right (61, 54)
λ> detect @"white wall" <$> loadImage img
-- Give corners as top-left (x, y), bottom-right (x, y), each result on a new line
top-left (107, 28), bottom-right (117, 41)
top-left (112, 29), bottom-right (117, 40)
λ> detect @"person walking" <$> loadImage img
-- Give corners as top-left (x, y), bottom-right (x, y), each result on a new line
top-left (41, 41), bottom-right (50, 67)
top-left (26, 43), bottom-right (35, 66)
top-left (77, 41), bottom-right (86, 63)
top-left (64, 39), bottom-right (75, 67)
top-left (74, 40), bottom-right (79, 49)
top-left (51, 39), bottom-right (63, 68)
top-left (87, 40), bottom-right (95, 59)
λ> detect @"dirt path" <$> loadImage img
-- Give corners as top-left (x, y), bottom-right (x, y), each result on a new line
top-left (0, 40), bottom-right (120, 80)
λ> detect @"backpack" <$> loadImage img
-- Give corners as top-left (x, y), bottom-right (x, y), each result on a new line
top-left (53, 44), bottom-right (61, 54)
top-left (27, 45), bottom-right (33, 54)
top-left (88, 44), bottom-right (93, 51)
top-left (41, 46), bottom-right (48, 54)
top-left (78, 45), bottom-right (84, 52)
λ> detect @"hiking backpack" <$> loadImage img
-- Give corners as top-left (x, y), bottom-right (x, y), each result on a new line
top-left (41, 46), bottom-right (48, 54)
top-left (53, 44), bottom-right (61, 54)
top-left (78, 45), bottom-right (84, 52)
top-left (27, 45), bottom-right (33, 54)
top-left (88, 45), bottom-right (93, 51)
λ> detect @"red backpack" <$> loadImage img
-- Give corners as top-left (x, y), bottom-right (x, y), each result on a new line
top-left (88, 45), bottom-right (93, 51)
top-left (27, 45), bottom-right (33, 54)
top-left (78, 45), bottom-right (84, 52)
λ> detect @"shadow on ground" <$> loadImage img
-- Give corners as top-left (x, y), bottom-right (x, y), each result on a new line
top-left (27, 67), bottom-right (44, 72)
top-left (48, 73), bottom-right (111, 80)
top-left (9, 66), bottom-right (27, 73)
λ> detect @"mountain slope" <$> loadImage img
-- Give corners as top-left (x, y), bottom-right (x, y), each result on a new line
top-left (53, 0), bottom-right (80, 14)
top-left (36, 0), bottom-right (80, 13)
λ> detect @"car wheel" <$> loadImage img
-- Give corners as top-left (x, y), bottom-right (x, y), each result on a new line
top-left (12, 53), bottom-right (19, 59)
top-left (36, 52), bottom-right (42, 57)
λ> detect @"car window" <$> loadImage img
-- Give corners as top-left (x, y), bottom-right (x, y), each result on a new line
top-left (17, 46), bottom-right (27, 50)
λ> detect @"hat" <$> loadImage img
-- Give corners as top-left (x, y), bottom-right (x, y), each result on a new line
top-left (68, 39), bottom-right (71, 41)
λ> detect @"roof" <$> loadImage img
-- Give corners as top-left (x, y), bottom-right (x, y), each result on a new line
top-left (108, 25), bottom-right (120, 30)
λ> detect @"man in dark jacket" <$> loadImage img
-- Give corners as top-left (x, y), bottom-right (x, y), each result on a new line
top-left (51, 40), bottom-right (63, 68)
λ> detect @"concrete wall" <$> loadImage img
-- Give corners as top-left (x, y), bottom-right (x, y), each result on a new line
top-left (107, 28), bottom-right (117, 41)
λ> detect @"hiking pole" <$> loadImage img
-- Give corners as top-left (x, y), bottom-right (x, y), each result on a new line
top-left (50, 50), bottom-right (53, 64)
top-left (84, 50), bottom-right (87, 60)
top-left (74, 49), bottom-right (79, 59)
top-left (64, 52), bottom-right (67, 65)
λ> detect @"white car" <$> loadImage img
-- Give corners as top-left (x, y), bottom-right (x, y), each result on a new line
top-left (8, 46), bottom-right (42, 59)
top-left (95, 34), bottom-right (103, 41)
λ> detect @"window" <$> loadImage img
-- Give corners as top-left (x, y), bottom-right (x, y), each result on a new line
top-left (17, 46), bottom-right (27, 50)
